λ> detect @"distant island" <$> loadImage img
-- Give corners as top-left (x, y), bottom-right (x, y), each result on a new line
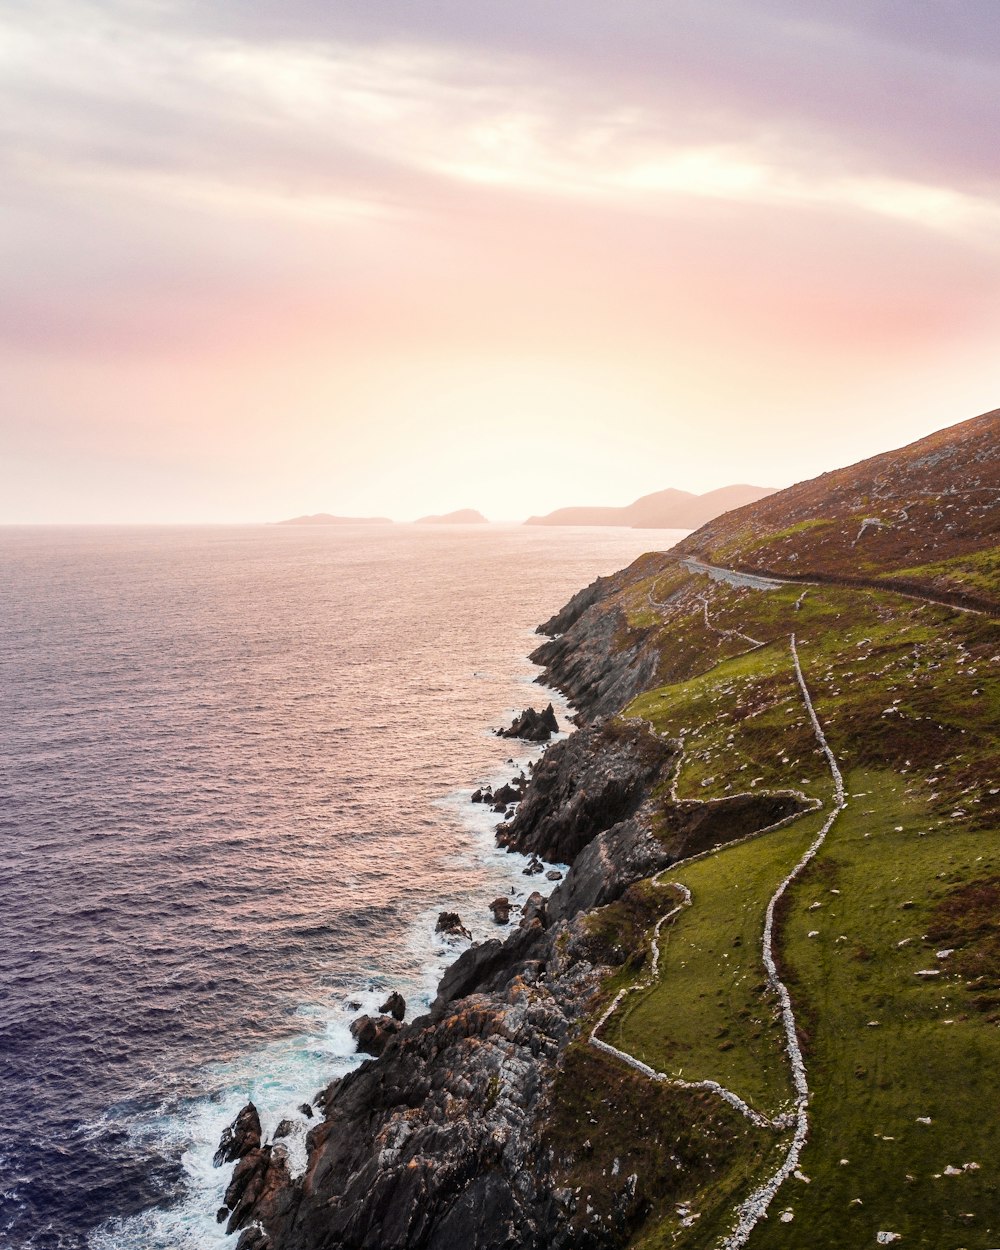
top-left (415, 509), bottom-right (489, 524)
top-left (525, 484), bottom-right (775, 529)
top-left (276, 514), bottom-right (394, 526)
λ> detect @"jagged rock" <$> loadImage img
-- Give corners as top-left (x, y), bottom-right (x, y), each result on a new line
top-left (432, 925), bottom-right (547, 1013)
top-left (498, 718), bottom-right (677, 865)
top-left (489, 896), bottom-right (511, 924)
top-left (532, 590), bottom-right (664, 721)
top-left (235, 1230), bottom-right (271, 1250)
top-left (492, 781), bottom-right (522, 805)
top-left (520, 891), bottom-right (547, 928)
top-left (436, 911), bottom-right (472, 939)
top-left (225, 1144), bottom-right (295, 1237)
top-left (298, 1103), bottom-right (314, 1119)
top-left (349, 1013), bottom-right (402, 1057)
top-left (522, 856), bottom-right (544, 876)
top-left (496, 704), bottom-right (560, 742)
top-left (214, 1102), bottom-right (262, 1167)
top-left (378, 990), bottom-right (406, 1021)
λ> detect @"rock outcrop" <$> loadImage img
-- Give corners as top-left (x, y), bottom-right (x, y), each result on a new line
top-left (497, 718), bottom-right (676, 867)
top-left (496, 705), bottom-right (559, 742)
top-left (350, 1013), bottom-right (403, 1057)
top-left (214, 1102), bottom-right (262, 1167)
top-left (379, 991), bottom-right (407, 1021)
top-left (435, 912), bottom-right (472, 940)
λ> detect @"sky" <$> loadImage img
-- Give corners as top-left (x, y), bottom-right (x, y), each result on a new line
top-left (2, 0), bottom-right (999, 523)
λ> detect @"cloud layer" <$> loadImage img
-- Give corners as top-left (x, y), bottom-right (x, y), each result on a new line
top-left (2, 0), bottom-right (998, 521)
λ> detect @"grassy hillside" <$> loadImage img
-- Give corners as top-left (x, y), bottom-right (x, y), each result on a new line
top-left (673, 408), bottom-right (1000, 612)
top-left (541, 410), bottom-right (1000, 1249)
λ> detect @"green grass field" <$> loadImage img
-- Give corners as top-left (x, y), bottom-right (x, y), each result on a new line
top-left (554, 568), bottom-right (1000, 1249)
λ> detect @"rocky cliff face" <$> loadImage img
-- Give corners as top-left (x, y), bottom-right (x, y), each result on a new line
top-left (218, 633), bottom-right (809, 1250)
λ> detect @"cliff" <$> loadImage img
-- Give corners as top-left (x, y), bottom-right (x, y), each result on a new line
top-left (223, 405), bottom-right (1000, 1250)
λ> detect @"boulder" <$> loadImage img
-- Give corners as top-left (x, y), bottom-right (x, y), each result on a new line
top-left (489, 896), bottom-right (511, 924)
top-left (214, 1103), bottom-right (262, 1168)
top-left (520, 891), bottom-right (547, 928)
top-left (378, 990), bottom-right (406, 1021)
top-left (349, 1013), bottom-right (403, 1057)
top-left (298, 1102), bottom-right (314, 1119)
top-left (273, 1120), bottom-right (295, 1141)
top-left (436, 911), bottom-right (472, 939)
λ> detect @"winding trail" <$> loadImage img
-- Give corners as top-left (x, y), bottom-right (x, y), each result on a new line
top-left (588, 632), bottom-right (846, 1248)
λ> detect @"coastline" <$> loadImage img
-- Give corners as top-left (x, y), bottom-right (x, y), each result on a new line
top-left (91, 638), bottom-right (574, 1250)
top-left (204, 574), bottom-right (690, 1249)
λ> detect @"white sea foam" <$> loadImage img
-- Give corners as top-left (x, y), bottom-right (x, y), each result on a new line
top-left (93, 673), bottom-right (570, 1249)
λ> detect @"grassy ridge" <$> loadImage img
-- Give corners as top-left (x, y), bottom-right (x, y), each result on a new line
top-left (559, 566), bottom-right (1000, 1249)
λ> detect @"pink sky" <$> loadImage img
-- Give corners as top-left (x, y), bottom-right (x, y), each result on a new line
top-left (2, 1), bottom-right (999, 522)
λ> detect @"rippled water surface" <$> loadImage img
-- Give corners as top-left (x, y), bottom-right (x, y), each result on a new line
top-left (0, 523), bottom-right (681, 1248)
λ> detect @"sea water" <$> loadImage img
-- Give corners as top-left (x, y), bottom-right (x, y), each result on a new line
top-left (0, 523), bottom-right (683, 1249)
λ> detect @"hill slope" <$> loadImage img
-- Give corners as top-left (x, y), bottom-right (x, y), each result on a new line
top-left (218, 407), bottom-right (1000, 1250)
top-left (675, 408), bottom-right (1000, 610)
top-left (415, 508), bottom-right (489, 524)
top-left (526, 484), bottom-right (776, 529)
top-left (276, 513), bottom-right (393, 525)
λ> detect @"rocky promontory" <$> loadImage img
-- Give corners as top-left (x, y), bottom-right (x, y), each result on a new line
top-left (214, 597), bottom-right (808, 1250)
top-left (216, 408), bottom-right (1000, 1250)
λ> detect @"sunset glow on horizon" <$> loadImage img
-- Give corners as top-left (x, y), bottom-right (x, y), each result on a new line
top-left (2, 1), bottom-right (999, 523)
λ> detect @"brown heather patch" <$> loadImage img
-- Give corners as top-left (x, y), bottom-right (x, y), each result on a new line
top-left (925, 875), bottom-right (1000, 1004)
top-left (542, 1044), bottom-right (772, 1248)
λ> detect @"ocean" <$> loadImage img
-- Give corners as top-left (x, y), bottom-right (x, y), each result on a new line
top-left (0, 522), bottom-right (682, 1249)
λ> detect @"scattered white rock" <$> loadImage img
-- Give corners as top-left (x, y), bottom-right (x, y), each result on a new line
top-left (808, 930), bottom-right (820, 938)
top-left (915, 1117), bottom-right (932, 1125)
top-left (876, 1234), bottom-right (902, 1245)
top-left (779, 1209), bottom-right (794, 1223)
top-left (866, 1020), bottom-right (880, 1028)
top-left (936, 949), bottom-right (955, 960)
top-left (794, 1170), bottom-right (810, 1183)
top-left (964, 1161), bottom-right (981, 1171)
top-left (915, 969), bottom-right (941, 977)
top-left (944, 1165), bottom-right (963, 1176)
top-left (840, 1158), bottom-right (850, 1166)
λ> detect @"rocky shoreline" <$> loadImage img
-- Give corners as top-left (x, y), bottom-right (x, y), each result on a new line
top-left (213, 575), bottom-right (812, 1250)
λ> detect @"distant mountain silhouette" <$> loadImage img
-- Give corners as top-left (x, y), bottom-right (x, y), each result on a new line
top-left (415, 509), bottom-right (489, 524)
top-left (525, 485), bottom-right (776, 529)
top-left (276, 513), bottom-right (393, 525)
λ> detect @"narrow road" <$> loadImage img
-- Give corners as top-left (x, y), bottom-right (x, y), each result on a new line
top-left (678, 556), bottom-right (993, 617)
top-left (680, 558), bottom-right (787, 592)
